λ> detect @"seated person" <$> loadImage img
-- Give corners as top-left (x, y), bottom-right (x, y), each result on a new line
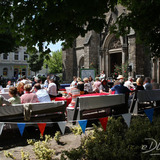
top-left (83, 77), bottom-right (90, 94)
top-left (6, 81), bottom-right (12, 88)
top-left (99, 79), bottom-right (109, 93)
top-left (93, 77), bottom-right (101, 93)
top-left (34, 83), bottom-right (51, 102)
top-left (17, 82), bottom-right (25, 96)
top-left (143, 77), bottom-right (152, 90)
top-left (20, 84), bottom-right (39, 104)
top-left (47, 77), bottom-right (57, 98)
top-left (0, 95), bottom-right (11, 106)
top-left (77, 77), bottom-right (84, 95)
top-left (8, 87), bottom-right (21, 104)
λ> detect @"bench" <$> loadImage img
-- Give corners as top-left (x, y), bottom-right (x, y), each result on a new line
top-left (129, 89), bottom-right (160, 114)
top-left (0, 101), bottom-right (66, 122)
top-left (67, 94), bottom-right (126, 121)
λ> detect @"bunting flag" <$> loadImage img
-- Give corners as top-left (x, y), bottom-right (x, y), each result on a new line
top-left (17, 123), bottom-right (26, 136)
top-left (58, 121), bottom-right (66, 135)
top-left (0, 123), bottom-right (4, 135)
top-left (122, 113), bottom-right (131, 128)
top-left (144, 108), bottom-right (154, 123)
top-left (37, 123), bottom-right (46, 136)
top-left (78, 120), bottom-right (88, 133)
top-left (99, 117), bottom-right (108, 131)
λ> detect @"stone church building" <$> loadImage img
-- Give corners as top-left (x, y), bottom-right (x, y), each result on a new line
top-left (62, 5), bottom-right (159, 83)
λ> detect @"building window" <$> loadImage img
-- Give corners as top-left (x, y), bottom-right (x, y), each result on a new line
top-left (24, 52), bottom-right (29, 61)
top-left (22, 68), bottom-right (26, 76)
top-left (14, 52), bottom-right (19, 60)
top-left (3, 68), bottom-right (8, 76)
top-left (3, 53), bottom-right (9, 60)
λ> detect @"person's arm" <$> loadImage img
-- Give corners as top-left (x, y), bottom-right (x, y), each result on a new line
top-left (1, 96), bottom-right (11, 106)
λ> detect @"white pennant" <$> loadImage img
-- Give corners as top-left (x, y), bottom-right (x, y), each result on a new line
top-left (122, 113), bottom-right (131, 127)
top-left (58, 121), bottom-right (66, 135)
top-left (0, 123), bottom-right (4, 135)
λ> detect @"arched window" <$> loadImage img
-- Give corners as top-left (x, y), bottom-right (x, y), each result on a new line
top-left (3, 68), bottom-right (8, 76)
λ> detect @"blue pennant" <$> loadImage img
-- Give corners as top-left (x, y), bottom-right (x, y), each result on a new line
top-left (144, 108), bottom-right (154, 123)
top-left (17, 123), bottom-right (26, 136)
top-left (78, 120), bottom-right (88, 133)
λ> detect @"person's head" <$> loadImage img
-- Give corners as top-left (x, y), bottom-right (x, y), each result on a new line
top-left (77, 77), bottom-right (81, 82)
top-left (37, 79), bottom-right (42, 84)
top-left (101, 70), bottom-right (104, 74)
top-left (136, 78), bottom-right (143, 86)
top-left (88, 76), bottom-right (93, 82)
top-left (17, 82), bottom-right (25, 93)
top-left (9, 87), bottom-right (17, 97)
top-left (95, 77), bottom-right (100, 81)
top-left (34, 83), bottom-right (41, 92)
top-left (128, 76), bottom-right (133, 82)
top-left (144, 77), bottom-right (151, 83)
top-left (83, 77), bottom-right (89, 83)
top-left (73, 76), bottom-right (77, 81)
top-left (24, 84), bottom-right (32, 92)
top-left (34, 77), bottom-right (39, 82)
top-left (117, 75), bottom-right (124, 83)
top-left (49, 77), bottom-right (55, 83)
top-left (101, 79), bottom-right (108, 86)
top-left (8, 81), bottom-right (11, 85)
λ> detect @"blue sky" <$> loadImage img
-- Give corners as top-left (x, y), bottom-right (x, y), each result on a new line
top-left (48, 41), bottom-right (63, 52)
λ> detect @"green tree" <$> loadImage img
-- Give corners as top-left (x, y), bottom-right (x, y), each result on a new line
top-left (28, 52), bottom-right (44, 76)
top-left (44, 50), bottom-right (62, 74)
top-left (0, 0), bottom-right (116, 55)
top-left (112, 0), bottom-right (160, 57)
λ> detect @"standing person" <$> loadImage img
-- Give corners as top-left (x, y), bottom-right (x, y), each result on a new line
top-left (70, 76), bottom-right (77, 87)
top-left (93, 77), bottom-right (101, 93)
top-left (8, 87), bottom-right (21, 104)
top-left (34, 83), bottom-right (51, 102)
top-left (20, 84), bottom-right (39, 104)
top-left (124, 76), bottom-right (135, 90)
top-left (47, 77), bottom-right (57, 98)
top-left (143, 77), bottom-right (152, 90)
top-left (100, 70), bottom-right (106, 80)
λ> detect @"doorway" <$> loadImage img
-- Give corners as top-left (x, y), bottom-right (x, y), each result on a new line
top-left (110, 52), bottom-right (122, 76)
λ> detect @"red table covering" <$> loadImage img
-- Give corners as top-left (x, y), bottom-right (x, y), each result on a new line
top-left (55, 97), bottom-right (72, 107)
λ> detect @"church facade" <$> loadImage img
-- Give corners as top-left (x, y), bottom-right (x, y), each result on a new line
top-left (62, 5), bottom-right (159, 83)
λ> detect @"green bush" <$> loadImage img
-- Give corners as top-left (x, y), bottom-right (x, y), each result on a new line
top-left (61, 113), bottom-right (160, 160)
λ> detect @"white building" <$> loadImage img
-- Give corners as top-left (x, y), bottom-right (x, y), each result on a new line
top-left (0, 47), bottom-right (33, 79)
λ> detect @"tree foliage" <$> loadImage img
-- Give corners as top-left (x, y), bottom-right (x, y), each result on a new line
top-left (44, 50), bottom-right (62, 74)
top-left (112, 0), bottom-right (160, 57)
top-left (0, 0), bottom-right (117, 55)
top-left (28, 51), bottom-right (44, 75)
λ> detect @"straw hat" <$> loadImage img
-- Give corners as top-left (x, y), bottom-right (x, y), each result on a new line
top-left (117, 75), bottom-right (124, 80)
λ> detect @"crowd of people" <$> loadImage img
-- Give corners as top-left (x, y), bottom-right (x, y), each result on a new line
top-left (0, 71), bottom-right (159, 109)
top-left (0, 75), bottom-right (59, 106)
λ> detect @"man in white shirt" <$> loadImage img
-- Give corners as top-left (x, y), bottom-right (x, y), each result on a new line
top-left (34, 83), bottom-right (51, 102)
top-left (47, 77), bottom-right (57, 98)
top-left (124, 76), bottom-right (135, 90)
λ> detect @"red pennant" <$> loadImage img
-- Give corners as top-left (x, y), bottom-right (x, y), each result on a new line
top-left (99, 117), bottom-right (108, 131)
top-left (37, 123), bottom-right (46, 136)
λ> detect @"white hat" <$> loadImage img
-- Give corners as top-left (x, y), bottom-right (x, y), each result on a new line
top-left (117, 75), bottom-right (124, 80)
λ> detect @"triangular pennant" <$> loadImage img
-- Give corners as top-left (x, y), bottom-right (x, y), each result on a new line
top-left (78, 120), bottom-right (88, 133)
top-left (58, 121), bottom-right (66, 135)
top-left (99, 117), bottom-right (108, 131)
top-left (17, 123), bottom-right (26, 136)
top-left (37, 123), bottom-right (46, 136)
top-left (133, 101), bottom-right (138, 115)
top-left (144, 108), bottom-right (154, 123)
top-left (0, 123), bottom-right (4, 135)
top-left (122, 113), bottom-right (131, 127)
